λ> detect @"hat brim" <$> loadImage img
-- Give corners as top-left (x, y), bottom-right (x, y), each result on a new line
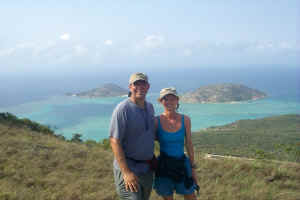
top-left (159, 93), bottom-right (179, 101)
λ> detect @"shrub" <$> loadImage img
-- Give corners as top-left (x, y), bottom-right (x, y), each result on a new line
top-left (0, 112), bottom-right (54, 135)
top-left (70, 133), bottom-right (83, 143)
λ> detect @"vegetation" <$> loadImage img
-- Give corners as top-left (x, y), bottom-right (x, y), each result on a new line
top-left (0, 112), bottom-right (54, 135)
top-left (181, 83), bottom-right (267, 103)
top-left (192, 114), bottom-right (300, 162)
top-left (0, 113), bottom-right (116, 200)
top-left (67, 83), bottom-right (128, 98)
top-left (1, 113), bottom-right (300, 200)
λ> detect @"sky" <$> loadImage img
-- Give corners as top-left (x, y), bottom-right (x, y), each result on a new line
top-left (1, 0), bottom-right (299, 75)
top-left (0, 0), bottom-right (299, 104)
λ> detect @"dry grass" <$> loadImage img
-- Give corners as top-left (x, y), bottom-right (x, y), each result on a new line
top-left (1, 123), bottom-right (300, 200)
top-left (0, 124), bottom-right (117, 200)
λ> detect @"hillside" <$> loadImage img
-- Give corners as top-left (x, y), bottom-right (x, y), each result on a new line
top-left (1, 113), bottom-right (300, 200)
top-left (181, 83), bottom-right (267, 103)
top-left (192, 114), bottom-right (300, 162)
top-left (0, 113), bottom-right (117, 200)
top-left (66, 83), bottom-right (127, 98)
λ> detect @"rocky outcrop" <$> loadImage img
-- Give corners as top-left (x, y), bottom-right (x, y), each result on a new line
top-left (181, 83), bottom-right (267, 103)
top-left (67, 83), bottom-right (128, 98)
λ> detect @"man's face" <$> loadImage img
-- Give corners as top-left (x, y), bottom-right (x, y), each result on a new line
top-left (129, 80), bottom-right (150, 99)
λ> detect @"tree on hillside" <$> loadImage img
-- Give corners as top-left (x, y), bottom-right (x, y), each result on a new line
top-left (71, 133), bottom-right (83, 143)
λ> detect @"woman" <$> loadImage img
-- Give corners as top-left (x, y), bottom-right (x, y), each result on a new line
top-left (154, 87), bottom-right (198, 200)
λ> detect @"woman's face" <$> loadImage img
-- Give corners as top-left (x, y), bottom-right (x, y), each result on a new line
top-left (161, 94), bottom-right (179, 112)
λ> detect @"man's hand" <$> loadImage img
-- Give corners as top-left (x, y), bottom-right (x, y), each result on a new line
top-left (123, 170), bottom-right (139, 192)
top-left (110, 138), bottom-right (139, 192)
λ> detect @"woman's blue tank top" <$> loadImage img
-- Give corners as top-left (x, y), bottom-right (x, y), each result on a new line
top-left (157, 115), bottom-right (185, 158)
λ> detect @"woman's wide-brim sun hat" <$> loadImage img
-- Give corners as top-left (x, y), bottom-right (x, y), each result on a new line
top-left (158, 87), bottom-right (179, 101)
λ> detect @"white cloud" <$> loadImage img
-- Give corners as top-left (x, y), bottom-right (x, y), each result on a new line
top-left (73, 45), bottom-right (88, 55)
top-left (279, 41), bottom-right (294, 49)
top-left (1, 38), bottom-right (299, 68)
top-left (16, 42), bottom-right (36, 49)
top-left (131, 34), bottom-right (165, 56)
top-left (56, 54), bottom-right (73, 63)
top-left (104, 40), bottom-right (113, 46)
top-left (60, 33), bottom-right (70, 41)
top-left (0, 48), bottom-right (15, 57)
top-left (183, 49), bottom-right (192, 56)
top-left (255, 41), bottom-right (274, 50)
top-left (143, 34), bottom-right (164, 48)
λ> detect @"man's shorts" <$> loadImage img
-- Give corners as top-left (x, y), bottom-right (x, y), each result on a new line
top-left (153, 156), bottom-right (195, 196)
top-left (113, 168), bottom-right (153, 200)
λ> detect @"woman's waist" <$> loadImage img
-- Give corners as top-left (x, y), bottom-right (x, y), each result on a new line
top-left (160, 146), bottom-right (184, 157)
top-left (159, 151), bottom-right (185, 160)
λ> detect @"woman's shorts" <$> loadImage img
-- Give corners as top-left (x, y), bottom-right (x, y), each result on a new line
top-left (153, 156), bottom-right (195, 196)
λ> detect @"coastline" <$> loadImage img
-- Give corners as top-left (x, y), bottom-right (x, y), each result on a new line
top-left (0, 94), bottom-right (299, 141)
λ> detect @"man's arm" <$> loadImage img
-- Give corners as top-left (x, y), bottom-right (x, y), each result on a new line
top-left (110, 137), bottom-right (139, 192)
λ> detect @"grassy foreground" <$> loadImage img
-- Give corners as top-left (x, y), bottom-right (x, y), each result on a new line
top-left (0, 121), bottom-right (116, 200)
top-left (1, 113), bottom-right (300, 200)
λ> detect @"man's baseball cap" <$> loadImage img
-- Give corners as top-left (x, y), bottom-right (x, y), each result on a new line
top-left (129, 72), bottom-right (148, 84)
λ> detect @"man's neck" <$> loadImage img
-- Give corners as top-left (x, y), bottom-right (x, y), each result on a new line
top-left (130, 96), bottom-right (145, 108)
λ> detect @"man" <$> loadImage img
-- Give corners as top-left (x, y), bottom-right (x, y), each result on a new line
top-left (110, 72), bottom-right (155, 200)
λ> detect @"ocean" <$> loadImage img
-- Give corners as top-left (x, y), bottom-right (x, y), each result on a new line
top-left (0, 92), bottom-right (299, 141)
top-left (0, 66), bottom-right (299, 141)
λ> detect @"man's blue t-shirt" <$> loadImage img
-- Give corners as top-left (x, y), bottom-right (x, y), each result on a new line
top-left (109, 98), bottom-right (155, 175)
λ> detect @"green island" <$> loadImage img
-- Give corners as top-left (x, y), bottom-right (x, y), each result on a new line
top-left (66, 83), bottom-right (128, 98)
top-left (1, 113), bottom-right (300, 200)
top-left (181, 83), bottom-right (267, 103)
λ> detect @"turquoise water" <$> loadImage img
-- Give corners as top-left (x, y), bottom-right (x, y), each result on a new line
top-left (0, 93), bottom-right (299, 141)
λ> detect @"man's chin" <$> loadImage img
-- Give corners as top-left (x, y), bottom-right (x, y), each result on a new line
top-left (134, 94), bottom-right (146, 99)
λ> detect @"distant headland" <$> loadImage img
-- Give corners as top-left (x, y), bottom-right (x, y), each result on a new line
top-left (181, 83), bottom-right (267, 103)
top-left (66, 83), bottom-right (128, 98)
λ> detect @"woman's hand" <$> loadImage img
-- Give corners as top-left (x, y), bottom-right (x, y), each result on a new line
top-left (191, 168), bottom-right (198, 185)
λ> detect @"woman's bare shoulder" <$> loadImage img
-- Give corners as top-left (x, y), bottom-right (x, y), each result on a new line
top-left (182, 114), bottom-right (191, 122)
